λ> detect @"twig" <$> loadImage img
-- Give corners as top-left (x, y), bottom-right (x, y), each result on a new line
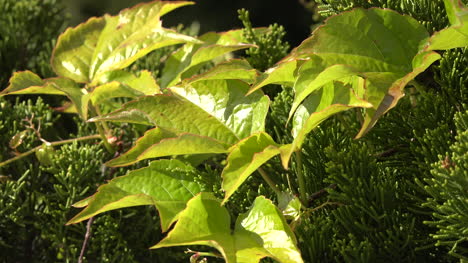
top-left (308, 183), bottom-right (337, 207)
top-left (257, 167), bottom-right (281, 196)
top-left (295, 151), bottom-right (307, 205)
top-left (0, 134), bottom-right (101, 167)
top-left (78, 217), bottom-right (94, 263)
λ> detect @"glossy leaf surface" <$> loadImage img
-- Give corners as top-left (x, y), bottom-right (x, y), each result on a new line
top-left (160, 30), bottom-right (256, 88)
top-left (248, 58), bottom-right (300, 95)
top-left (186, 59), bottom-right (258, 84)
top-left (92, 79), bottom-right (269, 148)
top-left (52, 1), bottom-right (198, 83)
top-left (292, 8), bottom-right (439, 135)
top-left (283, 81), bottom-right (373, 167)
top-left (106, 128), bottom-right (227, 167)
top-left (153, 193), bottom-right (303, 263)
top-left (67, 159), bottom-right (202, 231)
top-left (90, 70), bottom-right (160, 104)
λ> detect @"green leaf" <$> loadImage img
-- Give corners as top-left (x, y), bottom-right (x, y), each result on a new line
top-left (278, 192), bottom-right (302, 222)
top-left (67, 159), bottom-right (202, 232)
top-left (90, 70), bottom-right (160, 104)
top-left (152, 193), bottom-right (303, 263)
top-left (426, 0), bottom-right (468, 50)
top-left (255, 7), bottom-right (441, 149)
top-left (52, 1), bottom-right (199, 83)
top-left (186, 59), bottom-right (258, 84)
top-left (235, 196), bottom-right (302, 263)
top-left (2, 72), bottom-right (90, 119)
top-left (92, 79), bottom-right (270, 145)
top-left (2, 71), bottom-right (64, 96)
top-left (290, 8), bottom-right (440, 131)
top-left (50, 78), bottom-right (90, 120)
top-left (106, 127), bottom-right (228, 167)
top-left (51, 17), bottom-right (106, 83)
top-left (284, 80), bottom-right (372, 168)
top-left (160, 30), bottom-right (256, 88)
top-left (221, 132), bottom-right (285, 204)
top-left (247, 58), bottom-right (301, 95)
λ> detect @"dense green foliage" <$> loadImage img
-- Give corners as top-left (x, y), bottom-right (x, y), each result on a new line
top-left (0, 0), bottom-right (467, 262)
top-left (0, 0), bottom-right (68, 89)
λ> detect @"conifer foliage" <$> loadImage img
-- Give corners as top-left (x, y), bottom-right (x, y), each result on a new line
top-left (0, 0), bottom-right (467, 262)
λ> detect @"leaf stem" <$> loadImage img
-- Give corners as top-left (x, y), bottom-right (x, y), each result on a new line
top-left (89, 104), bottom-right (114, 153)
top-left (295, 151), bottom-right (307, 204)
top-left (257, 167), bottom-right (281, 196)
top-left (0, 134), bottom-right (101, 168)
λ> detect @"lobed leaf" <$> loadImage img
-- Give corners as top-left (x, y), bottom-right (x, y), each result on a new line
top-left (52, 1), bottom-right (199, 84)
top-left (67, 159), bottom-right (202, 231)
top-left (152, 193), bottom-right (303, 263)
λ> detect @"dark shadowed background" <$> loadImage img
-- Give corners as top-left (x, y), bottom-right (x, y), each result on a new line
top-left (63, 0), bottom-right (315, 47)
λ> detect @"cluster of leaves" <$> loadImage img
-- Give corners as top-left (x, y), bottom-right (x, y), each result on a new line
top-left (1, 0), bottom-right (467, 262)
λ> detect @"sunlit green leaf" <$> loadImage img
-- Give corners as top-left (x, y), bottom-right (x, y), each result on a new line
top-left (92, 79), bottom-right (270, 145)
top-left (90, 70), bottom-right (160, 104)
top-left (106, 127), bottom-right (228, 167)
top-left (52, 1), bottom-right (199, 83)
top-left (160, 30), bottom-right (256, 88)
top-left (1, 71), bottom-right (64, 96)
top-left (2, 72), bottom-right (90, 119)
top-left (289, 8), bottom-right (440, 137)
top-left (67, 159), bottom-right (202, 231)
top-left (222, 132), bottom-right (285, 204)
top-left (152, 193), bottom-right (303, 263)
top-left (186, 59), bottom-right (258, 84)
top-left (284, 80), bottom-right (372, 168)
top-left (248, 58), bottom-right (301, 95)
top-left (426, 0), bottom-right (468, 50)
top-left (51, 17), bottom-right (105, 83)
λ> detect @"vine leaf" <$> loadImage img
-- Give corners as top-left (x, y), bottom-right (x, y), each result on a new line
top-left (92, 79), bottom-right (270, 164)
top-left (248, 58), bottom-right (302, 95)
top-left (51, 1), bottom-right (199, 84)
top-left (89, 70), bottom-right (160, 105)
top-left (160, 30), bottom-right (257, 88)
top-left (2, 71), bottom-right (64, 96)
top-left (291, 8), bottom-right (440, 137)
top-left (152, 193), bottom-right (303, 263)
top-left (284, 80), bottom-right (372, 168)
top-left (186, 59), bottom-right (258, 84)
top-left (106, 128), bottom-right (228, 167)
top-left (67, 160), bottom-right (202, 232)
top-left (427, 0), bottom-right (468, 50)
top-left (221, 132), bottom-right (289, 204)
top-left (2, 71), bottom-right (90, 119)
